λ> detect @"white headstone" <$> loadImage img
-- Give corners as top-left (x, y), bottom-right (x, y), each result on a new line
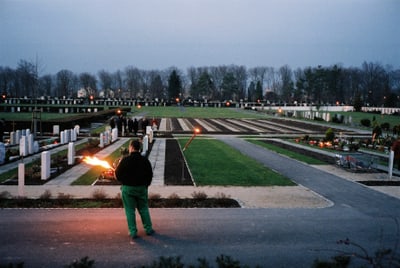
top-left (10, 131), bottom-right (16, 145)
top-left (111, 128), bottom-right (118, 142)
top-left (71, 128), bottom-right (77, 142)
top-left (146, 126), bottom-right (153, 143)
top-left (74, 125), bottom-right (80, 136)
top-left (19, 136), bottom-right (28, 157)
top-left (28, 134), bottom-right (34, 155)
top-left (142, 135), bottom-right (149, 156)
top-left (65, 129), bottom-right (71, 143)
top-left (53, 125), bottom-right (60, 136)
top-left (18, 163), bottom-right (25, 197)
top-left (41, 151), bottom-right (51, 180)
top-left (33, 141), bottom-right (39, 153)
top-left (99, 133), bottom-right (104, 148)
top-left (16, 130), bottom-right (21, 144)
top-left (68, 142), bottom-right (75, 165)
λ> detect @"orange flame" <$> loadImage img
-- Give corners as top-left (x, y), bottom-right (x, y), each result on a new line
top-left (83, 156), bottom-right (113, 170)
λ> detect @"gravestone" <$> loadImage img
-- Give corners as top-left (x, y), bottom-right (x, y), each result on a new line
top-left (28, 134), bottom-right (34, 155)
top-left (10, 131), bottom-right (16, 145)
top-left (60, 131), bottom-right (65, 144)
top-left (16, 130), bottom-right (21, 144)
top-left (142, 135), bottom-right (149, 156)
top-left (68, 142), bottom-right (75, 165)
top-left (41, 151), bottom-right (51, 180)
top-left (53, 125), bottom-right (60, 136)
top-left (18, 163), bottom-right (25, 197)
top-left (111, 128), bottom-right (118, 142)
top-left (33, 141), bottom-right (39, 153)
top-left (74, 125), bottom-right (80, 136)
top-left (19, 136), bottom-right (28, 157)
top-left (99, 133), bottom-right (104, 148)
top-left (71, 128), bottom-right (77, 142)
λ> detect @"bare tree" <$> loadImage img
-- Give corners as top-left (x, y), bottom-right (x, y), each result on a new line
top-left (56, 69), bottom-right (74, 98)
top-left (124, 66), bottom-right (143, 98)
top-left (361, 62), bottom-right (387, 106)
top-left (38, 74), bottom-right (53, 97)
top-left (112, 70), bottom-right (124, 98)
top-left (98, 70), bottom-right (112, 98)
top-left (16, 60), bottom-right (37, 98)
top-left (279, 65), bottom-right (294, 104)
top-left (0, 67), bottom-right (16, 96)
top-left (79, 72), bottom-right (97, 96)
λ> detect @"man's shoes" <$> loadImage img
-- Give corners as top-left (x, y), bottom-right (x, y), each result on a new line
top-left (146, 230), bottom-right (155, 236)
top-left (130, 234), bottom-right (138, 245)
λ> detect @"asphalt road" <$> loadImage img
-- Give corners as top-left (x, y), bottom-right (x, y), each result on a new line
top-left (1, 137), bottom-right (400, 267)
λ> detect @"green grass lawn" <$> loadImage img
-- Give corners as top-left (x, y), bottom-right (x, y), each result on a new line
top-left (131, 106), bottom-right (264, 119)
top-left (0, 112), bottom-right (74, 121)
top-left (179, 137), bottom-right (295, 186)
top-left (246, 139), bottom-right (326, 165)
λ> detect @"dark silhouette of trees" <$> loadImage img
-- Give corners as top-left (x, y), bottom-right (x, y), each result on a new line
top-left (0, 59), bottom-right (399, 108)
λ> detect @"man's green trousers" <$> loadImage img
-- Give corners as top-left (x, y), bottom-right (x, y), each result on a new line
top-left (121, 185), bottom-right (153, 237)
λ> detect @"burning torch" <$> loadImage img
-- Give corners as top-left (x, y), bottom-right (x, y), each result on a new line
top-left (83, 156), bottom-right (114, 170)
top-left (183, 127), bottom-right (201, 151)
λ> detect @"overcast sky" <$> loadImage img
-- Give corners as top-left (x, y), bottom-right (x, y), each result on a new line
top-left (1, 0), bottom-right (399, 74)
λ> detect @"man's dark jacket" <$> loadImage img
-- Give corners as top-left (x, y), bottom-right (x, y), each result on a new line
top-left (115, 152), bottom-right (153, 186)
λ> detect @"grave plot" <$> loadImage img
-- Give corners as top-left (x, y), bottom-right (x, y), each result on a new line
top-left (163, 118), bottom-right (360, 135)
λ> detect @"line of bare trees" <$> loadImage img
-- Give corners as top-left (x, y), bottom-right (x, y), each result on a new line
top-left (1, 60), bottom-right (399, 108)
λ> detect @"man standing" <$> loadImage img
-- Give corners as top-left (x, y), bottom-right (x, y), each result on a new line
top-left (115, 139), bottom-right (155, 243)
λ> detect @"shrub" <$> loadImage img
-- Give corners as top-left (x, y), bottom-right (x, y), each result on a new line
top-left (39, 189), bottom-right (52, 200)
top-left (325, 128), bottom-right (335, 142)
top-left (214, 192), bottom-right (230, 199)
top-left (165, 193), bottom-right (181, 207)
top-left (66, 256), bottom-right (95, 268)
top-left (0, 191), bottom-right (12, 199)
top-left (91, 189), bottom-right (108, 200)
top-left (360, 118), bottom-right (371, 127)
top-left (381, 122), bottom-right (390, 131)
top-left (149, 193), bottom-right (161, 200)
top-left (57, 192), bottom-right (73, 199)
top-left (168, 193), bottom-right (180, 200)
top-left (191, 191), bottom-right (208, 200)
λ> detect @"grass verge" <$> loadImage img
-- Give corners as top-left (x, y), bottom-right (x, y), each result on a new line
top-left (246, 139), bottom-right (326, 165)
top-left (179, 137), bottom-right (295, 186)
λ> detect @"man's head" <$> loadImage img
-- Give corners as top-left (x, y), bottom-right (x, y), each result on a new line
top-left (129, 140), bottom-right (141, 152)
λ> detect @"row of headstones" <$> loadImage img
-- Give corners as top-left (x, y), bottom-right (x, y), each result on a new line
top-left (0, 133), bottom-right (41, 164)
top-left (9, 129), bottom-right (34, 145)
top-left (16, 125), bottom-right (155, 190)
top-left (54, 125), bottom-right (80, 145)
top-left (99, 128), bottom-right (118, 148)
top-left (97, 126), bottom-right (153, 155)
top-left (17, 141), bottom-right (76, 197)
top-left (287, 111), bottom-right (353, 124)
